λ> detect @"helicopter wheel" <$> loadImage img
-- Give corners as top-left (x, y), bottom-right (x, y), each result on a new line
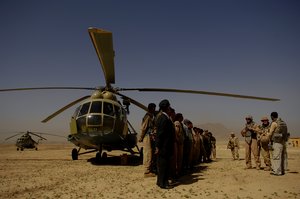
top-left (71, 148), bottom-right (78, 160)
top-left (35, 147), bottom-right (38, 151)
top-left (21, 148), bottom-right (24, 151)
top-left (96, 152), bottom-right (102, 162)
top-left (102, 152), bottom-right (107, 159)
top-left (95, 151), bottom-right (107, 163)
top-left (17, 148), bottom-right (19, 151)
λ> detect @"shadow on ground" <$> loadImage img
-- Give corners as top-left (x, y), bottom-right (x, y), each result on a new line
top-left (88, 154), bottom-right (142, 166)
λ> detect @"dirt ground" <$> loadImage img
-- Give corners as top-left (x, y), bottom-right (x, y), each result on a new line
top-left (0, 142), bottom-right (299, 199)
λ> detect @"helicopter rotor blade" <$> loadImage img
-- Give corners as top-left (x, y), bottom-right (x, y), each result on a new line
top-left (0, 87), bottom-right (96, 92)
top-left (41, 95), bottom-right (91, 123)
top-left (4, 132), bottom-right (25, 140)
top-left (115, 92), bottom-right (148, 111)
top-left (88, 27), bottom-right (115, 86)
top-left (119, 88), bottom-right (280, 101)
top-left (30, 132), bottom-right (67, 139)
top-left (28, 131), bottom-right (47, 140)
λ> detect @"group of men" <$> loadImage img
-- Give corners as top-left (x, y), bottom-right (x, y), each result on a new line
top-left (138, 99), bottom-right (288, 189)
top-left (228, 112), bottom-right (288, 176)
top-left (138, 99), bottom-right (216, 189)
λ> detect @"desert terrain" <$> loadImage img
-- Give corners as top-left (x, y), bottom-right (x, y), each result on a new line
top-left (0, 142), bottom-right (299, 199)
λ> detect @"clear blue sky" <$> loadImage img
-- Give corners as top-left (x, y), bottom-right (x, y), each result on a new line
top-left (0, 1), bottom-right (299, 140)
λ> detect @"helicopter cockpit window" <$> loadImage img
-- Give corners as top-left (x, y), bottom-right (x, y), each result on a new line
top-left (73, 106), bottom-right (81, 118)
top-left (78, 102), bottom-right (90, 117)
top-left (87, 115), bottom-right (102, 126)
top-left (114, 105), bottom-right (121, 119)
top-left (90, 101), bottom-right (102, 113)
top-left (103, 102), bottom-right (114, 116)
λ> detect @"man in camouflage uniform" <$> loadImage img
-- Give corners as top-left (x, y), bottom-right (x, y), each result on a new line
top-left (241, 115), bottom-right (260, 169)
top-left (139, 103), bottom-right (156, 177)
top-left (257, 116), bottom-right (272, 171)
top-left (227, 132), bottom-right (239, 160)
top-left (268, 112), bottom-right (288, 176)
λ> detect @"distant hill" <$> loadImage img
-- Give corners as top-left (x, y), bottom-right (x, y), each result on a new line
top-left (195, 122), bottom-right (237, 141)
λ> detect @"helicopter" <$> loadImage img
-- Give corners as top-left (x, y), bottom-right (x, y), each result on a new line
top-left (4, 131), bottom-right (67, 151)
top-left (4, 131), bottom-right (56, 151)
top-left (0, 27), bottom-right (279, 160)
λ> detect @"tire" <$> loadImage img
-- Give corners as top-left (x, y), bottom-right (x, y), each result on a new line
top-left (71, 148), bottom-right (78, 160)
top-left (102, 152), bottom-right (107, 159)
top-left (96, 152), bottom-right (102, 162)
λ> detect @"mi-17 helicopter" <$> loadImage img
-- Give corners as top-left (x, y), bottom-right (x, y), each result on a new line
top-left (0, 28), bottom-right (279, 161)
top-left (4, 131), bottom-right (65, 151)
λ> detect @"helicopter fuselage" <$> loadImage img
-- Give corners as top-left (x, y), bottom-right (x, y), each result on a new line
top-left (68, 91), bottom-right (137, 153)
top-left (16, 134), bottom-right (38, 150)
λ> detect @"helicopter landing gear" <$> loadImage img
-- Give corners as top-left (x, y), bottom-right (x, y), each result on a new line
top-left (17, 148), bottom-right (19, 151)
top-left (72, 148), bottom-right (79, 160)
top-left (102, 152), bottom-right (107, 159)
top-left (95, 149), bottom-right (107, 162)
top-left (96, 151), bottom-right (101, 161)
top-left (20, 148), bottom-right (24, 151)
top-left (35, 147), bottom-right (38, 151)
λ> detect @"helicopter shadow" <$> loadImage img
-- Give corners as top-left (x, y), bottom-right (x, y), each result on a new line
top-left (87, 154), bottom-right (142, 166)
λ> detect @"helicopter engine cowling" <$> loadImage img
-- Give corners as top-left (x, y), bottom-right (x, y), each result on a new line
top-left (91, 90), bottom-right (103, 99)
top-left (102, 91), bottom-right (116, 100)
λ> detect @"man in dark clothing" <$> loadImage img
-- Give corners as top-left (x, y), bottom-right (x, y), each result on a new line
top-left (155, 99), bottom-right (175, 189)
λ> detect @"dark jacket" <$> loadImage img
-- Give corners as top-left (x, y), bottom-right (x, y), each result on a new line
top-left (155, 112), bottom-right (175, 158)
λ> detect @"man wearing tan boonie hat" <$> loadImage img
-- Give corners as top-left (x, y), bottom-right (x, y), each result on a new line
top-left (257, 116), bottom-right (272, 171)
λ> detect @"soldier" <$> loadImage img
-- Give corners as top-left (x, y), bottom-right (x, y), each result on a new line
top-left (241, 115), bottom-right (260, 169)
top-left (139, 103), bottom-right (157, 177)
top-left (257, 116), bottom-right (272, 171)
top-left (268, 112), bottom-right (288, 176)
top-left (227, 132), bottom-right (239, 160)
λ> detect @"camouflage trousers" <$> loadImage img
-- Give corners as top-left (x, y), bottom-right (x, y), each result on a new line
top-left (245, 139), bottom-right (260, 168)
top-left (231, 147), bottom-right (239, 160)
top-left (258, 142), bottom-right (271, 168)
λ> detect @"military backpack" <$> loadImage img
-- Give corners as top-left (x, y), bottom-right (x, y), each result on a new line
top-left (272, 118), bottom-right (288, 143)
